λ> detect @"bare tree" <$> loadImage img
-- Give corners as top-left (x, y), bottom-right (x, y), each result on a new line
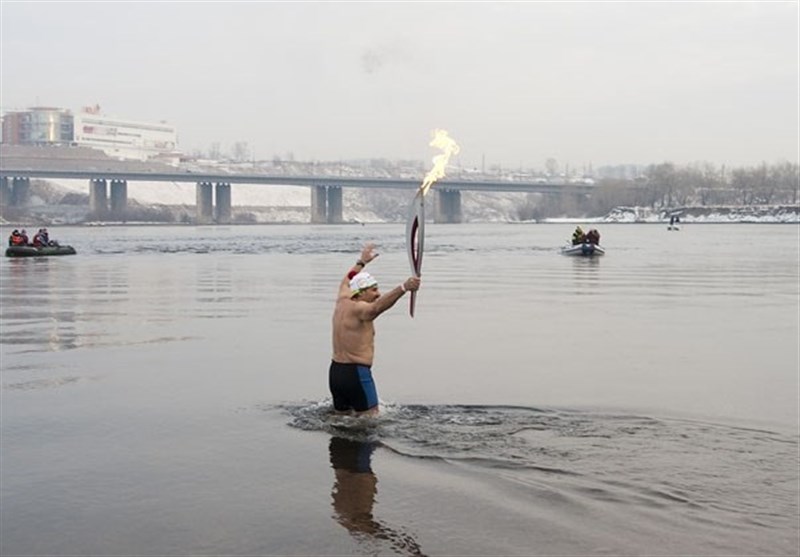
top-left (209, 142), bottom-right (222, 161)
top-left (693, 162), bottom-right (723, 206)
top-left (770, 161), bottom-right (799, 204)
top-left (545, 158), bottom-right (559, 177)
top-left (232, 141), bottom-right (250, 162)
top-left (730, 168), bottom-right (752, 205)
top-left (645, 162), bottom-right (678, 208)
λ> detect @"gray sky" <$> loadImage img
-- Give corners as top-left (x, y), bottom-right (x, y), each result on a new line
top-left (1, 1), bottom-right (797, 170)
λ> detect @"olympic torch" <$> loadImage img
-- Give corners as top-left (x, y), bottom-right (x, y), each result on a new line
top-left (405, 130), bottom-right (459, 317)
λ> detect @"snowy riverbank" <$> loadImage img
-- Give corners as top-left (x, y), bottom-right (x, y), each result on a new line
top-left (1, 178), bottom-right (797, 225)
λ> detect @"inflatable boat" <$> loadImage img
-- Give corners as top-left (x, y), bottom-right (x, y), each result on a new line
top-left (560, 242), bottom-right (605, 257)
top-left (5, 245), bottom-right (77, 257)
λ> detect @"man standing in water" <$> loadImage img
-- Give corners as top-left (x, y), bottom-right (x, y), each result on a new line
top-left (330, 242), bottom-right (421, 416)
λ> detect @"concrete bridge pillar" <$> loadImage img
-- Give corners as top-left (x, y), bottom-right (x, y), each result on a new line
top-left (311, 185), bottom-right (328, 224)
top-left (215, 183), bottom-right (232, 224)
top-left (11, 177), bottom-right (31, 206)
top-left (326, 186), bottom-right (343, 224)
top-left (196, 182), bottom-right (214, 224)
top-left (311, 185), bottom-right (343, 224)
top-left (90, 179), bottom-right (108, 214)
top-left (110, 179), bottom-right (128, 214)
top-left (434, 189), bottom-right (462, 223)
top-left (0, 177), bottom-right (11, 208)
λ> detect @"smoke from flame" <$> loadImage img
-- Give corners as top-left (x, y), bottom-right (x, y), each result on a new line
top-left (419, 129), bottom-right (460, 196)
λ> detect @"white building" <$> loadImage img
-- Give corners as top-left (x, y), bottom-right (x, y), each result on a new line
top-left (72, 106), bottom-right (179, 163)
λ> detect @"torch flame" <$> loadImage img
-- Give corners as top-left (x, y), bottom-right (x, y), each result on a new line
top-left (418, 129), bottom-right (460, 196)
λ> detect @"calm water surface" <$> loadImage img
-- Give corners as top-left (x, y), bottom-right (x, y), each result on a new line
top-left (1, 223), bottom-right (798, 556)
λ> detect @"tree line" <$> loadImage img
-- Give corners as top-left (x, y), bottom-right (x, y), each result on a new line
top-left (522, 160), bottom-right (799, 219)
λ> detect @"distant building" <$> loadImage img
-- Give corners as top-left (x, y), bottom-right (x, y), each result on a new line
top-left (2, 107), bottom-right (74, 145)
top-left (1, 104), bottom-right (179, 163)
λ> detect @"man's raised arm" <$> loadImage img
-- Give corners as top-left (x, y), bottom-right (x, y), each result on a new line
top-left (338, 243), bottom-right (379, 298)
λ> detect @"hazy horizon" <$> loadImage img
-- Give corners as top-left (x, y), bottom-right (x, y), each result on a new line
top-left (1, 2), bottom-right (797, 170)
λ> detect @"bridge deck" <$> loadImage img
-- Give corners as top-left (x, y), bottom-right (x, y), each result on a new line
top-left (0, 145), bottom-right (595, 194)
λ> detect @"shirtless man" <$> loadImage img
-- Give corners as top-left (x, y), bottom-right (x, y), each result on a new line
top-left (329, 242), bottom-right (421, 416)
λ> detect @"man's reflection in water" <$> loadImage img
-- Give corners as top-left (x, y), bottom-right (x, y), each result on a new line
top-left (329, 436), bottom-right (425, 556)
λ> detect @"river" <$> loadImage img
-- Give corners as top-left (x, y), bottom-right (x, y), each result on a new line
top-left (1, 223), bottom-right (798, 556)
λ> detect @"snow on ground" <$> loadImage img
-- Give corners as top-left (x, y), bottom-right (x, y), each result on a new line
top-left (21, 180), bottom-right (800, 224)
top-left (48, 179), bottom-right (310, 207)
top-left (546, 206), bottom-right (799, 224)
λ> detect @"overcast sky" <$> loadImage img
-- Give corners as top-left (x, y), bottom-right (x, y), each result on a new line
top-left (1, 1), bottom-right (797, 171)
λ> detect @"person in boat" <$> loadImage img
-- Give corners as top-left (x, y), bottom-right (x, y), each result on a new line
top-left (32, 229), bottom-right (46, 247)
top-left (572, 226), bottom-right (586, 245)
top-left (20, 229), bottom-right (29, 245)
top-left (329, 242), bottom-right (420, 416)
top-left (8, 230), bottom-right (23, 246)
top-left (32, 228), bottom-right (59, 248)
top-left (585, 228), bottom-right (601, 245)
top-left (44, 228), bottom-right (59, 247)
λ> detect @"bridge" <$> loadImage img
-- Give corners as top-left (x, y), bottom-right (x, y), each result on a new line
top-left (0, 157), bottom-right (596, 224)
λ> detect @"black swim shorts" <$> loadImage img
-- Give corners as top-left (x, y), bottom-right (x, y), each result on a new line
top-left (328, 361), bottom-right (379, 412)
top-left (329, 436), bottom-right (377, 473)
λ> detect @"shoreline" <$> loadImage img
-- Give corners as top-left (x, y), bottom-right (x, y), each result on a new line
top-left (1, 219), bottom-right (798, 228)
